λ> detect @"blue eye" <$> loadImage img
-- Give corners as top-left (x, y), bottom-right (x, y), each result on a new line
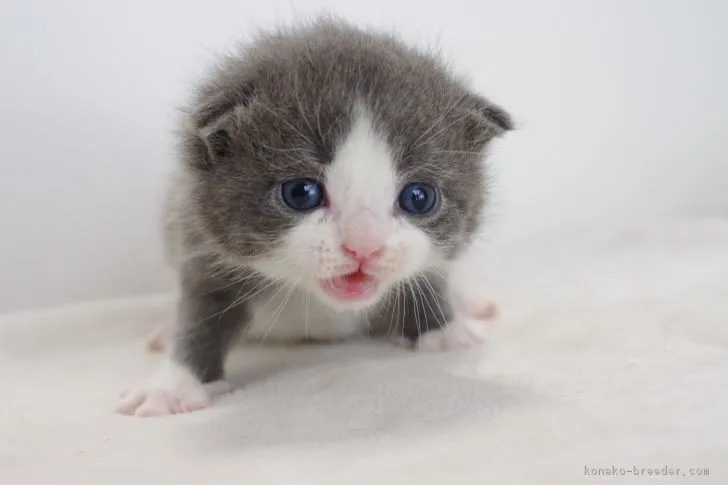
top-left (398, 182), bottom-right (437, 214)
top-left (281, 178), bottom-right (324, 211)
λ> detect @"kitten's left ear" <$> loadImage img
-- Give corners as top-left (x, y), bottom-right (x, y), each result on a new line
top-left (464, 94), bottom-right (514, 145)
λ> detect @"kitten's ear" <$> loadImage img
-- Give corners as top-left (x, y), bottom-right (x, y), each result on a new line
top-left (185, 116), bottom-right (235, 170)
top-left (199, 119), bottom-right (234, 162)
top-left (464, 94), bottom-right (514, 146)
top-left (188, 82), bottom-right (256, 169)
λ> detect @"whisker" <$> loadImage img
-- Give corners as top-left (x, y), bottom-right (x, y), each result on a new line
top-left (382, 289), bottom-right (397, 338)
top-left (413, 275), bottom-right (441, 339)
top-left (232, 275), bottom-right (288, 310)
top-left (207, 270), bottom-right (264, 294)
top-left (430, 149), bottom-right (486, 156)
top-left (417, 274), bottom-right (451, 339)
top-left (304, 271), bottom-right (313, 340)
top-left (395, 281), bottom-right (404, 341)
top-left (406, 281), bottom-right (422, 350)
top-left (259, 276), bottom-right (302, 346)
top-left (242, 277), bottom-right (291, 343)
top-left (196, 274), bottom-right (282, 327)
top-left (213, 278), bottom-right (248, 327)
top-left (387, 281), bottom-right (403, 340)
top-left (400, 282), bottom-right (409, 343)
top-left (430, 268), bottom-right (449, 282)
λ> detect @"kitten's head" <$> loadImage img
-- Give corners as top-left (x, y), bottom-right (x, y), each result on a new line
top-left (178, 19), bottom-right (512, 310)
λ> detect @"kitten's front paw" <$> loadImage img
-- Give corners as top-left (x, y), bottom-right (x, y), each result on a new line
top-left (414, 318), bottom-right (489, 351)
top-left (116, 362), bottom-right (231, 417)
top-left (414, 300), bottom-right (498, 352)
top-left (459, 299), bottom-right (499, 321)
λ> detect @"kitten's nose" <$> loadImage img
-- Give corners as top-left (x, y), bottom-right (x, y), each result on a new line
top-left (339, 209), bottom-right (389, 262)
top-left (340, 243), bottom-right (382, 262)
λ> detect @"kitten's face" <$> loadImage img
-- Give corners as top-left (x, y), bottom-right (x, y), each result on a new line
top-left (180, 21), bottom-right (512, 310)
top-left (250, 108), bottom-right (450, 310)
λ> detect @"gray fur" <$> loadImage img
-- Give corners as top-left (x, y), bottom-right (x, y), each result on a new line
top-left (369, 273), bottom-right (454, 341)
top-left (165, 17), bottom-right (512, 381)
top-left (172, 259), bottom-right (256, 382)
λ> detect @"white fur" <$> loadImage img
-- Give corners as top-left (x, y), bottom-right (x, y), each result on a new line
top-left (324, 108), bottom-right (398, 255)
top-left (116, 358), bottom-right (231, 417)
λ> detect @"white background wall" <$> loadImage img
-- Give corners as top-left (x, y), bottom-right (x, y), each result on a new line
top-left (1, 0), bottom-right (727, 313)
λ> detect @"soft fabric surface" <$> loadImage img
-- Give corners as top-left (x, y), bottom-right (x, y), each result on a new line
top-left (2, 219), bottom-right (726, 484)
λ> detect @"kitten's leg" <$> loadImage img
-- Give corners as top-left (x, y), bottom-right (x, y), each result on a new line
top-left (117, 264), bottom-right (252, 417)
top-left (370, 275), bottom-right (496, 351)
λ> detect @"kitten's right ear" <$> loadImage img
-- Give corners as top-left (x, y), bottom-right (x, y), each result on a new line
top-left (188, 83), bottom-right (256, 169)
top-left (198, 119), bottom-right (234, 163)
top-left (186, 116), bottom-right (234, 171)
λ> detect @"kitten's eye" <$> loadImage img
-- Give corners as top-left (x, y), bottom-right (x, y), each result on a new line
top-left (398, 182), bottom-right (437, 214)
top-left (281, 178), bottom-right (325, 211)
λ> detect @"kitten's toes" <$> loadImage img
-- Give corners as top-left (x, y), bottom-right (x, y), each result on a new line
top-left (116, 363), bottom-right (231, 417)
top-left (414, 317), bottom-right (490, 352)
top-left (117, 383), bottom-right (210, 417)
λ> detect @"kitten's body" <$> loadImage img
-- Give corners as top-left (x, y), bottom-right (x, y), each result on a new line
top-left (119, 18), bottom-right (511, 417)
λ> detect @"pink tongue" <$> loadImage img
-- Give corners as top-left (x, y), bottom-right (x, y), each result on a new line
top-left (331, 271), bottom-right (370, 296)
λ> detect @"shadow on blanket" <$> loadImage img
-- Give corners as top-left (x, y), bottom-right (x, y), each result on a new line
top-left (174, 341), bottom-right (536, 450)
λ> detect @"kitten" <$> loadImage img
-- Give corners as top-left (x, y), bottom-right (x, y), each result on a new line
top-left (118, 18), bottom-right (512, 417)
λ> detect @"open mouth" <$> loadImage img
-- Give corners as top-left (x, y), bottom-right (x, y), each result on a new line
top-left (321, 269), bottom-right (379, 302)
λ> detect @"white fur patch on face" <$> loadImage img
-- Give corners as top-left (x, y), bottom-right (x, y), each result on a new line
top-left (256, 106), bottom-right (437, 310)
top-left (325, 108), bottom-right (398, 252)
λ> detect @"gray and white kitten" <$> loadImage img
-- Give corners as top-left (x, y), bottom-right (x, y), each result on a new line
top-left (118, 18), bottom-right (512, 417)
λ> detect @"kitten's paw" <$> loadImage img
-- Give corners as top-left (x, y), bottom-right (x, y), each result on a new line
top-left (414, 317), bottom-right (491, 352)
top-left (117, 385), bottom-right (209, 417)
top-left (457, 297), bottom-right (499, 321)
top-left (116, 362), bottom-right (231, 417)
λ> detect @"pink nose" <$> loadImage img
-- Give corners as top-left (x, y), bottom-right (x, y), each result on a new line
top-left (340, 243), bottom-right (382, 261)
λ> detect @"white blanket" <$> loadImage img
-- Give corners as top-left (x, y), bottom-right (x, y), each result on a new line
top-left (2, 219), bottom-right (726, 484)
